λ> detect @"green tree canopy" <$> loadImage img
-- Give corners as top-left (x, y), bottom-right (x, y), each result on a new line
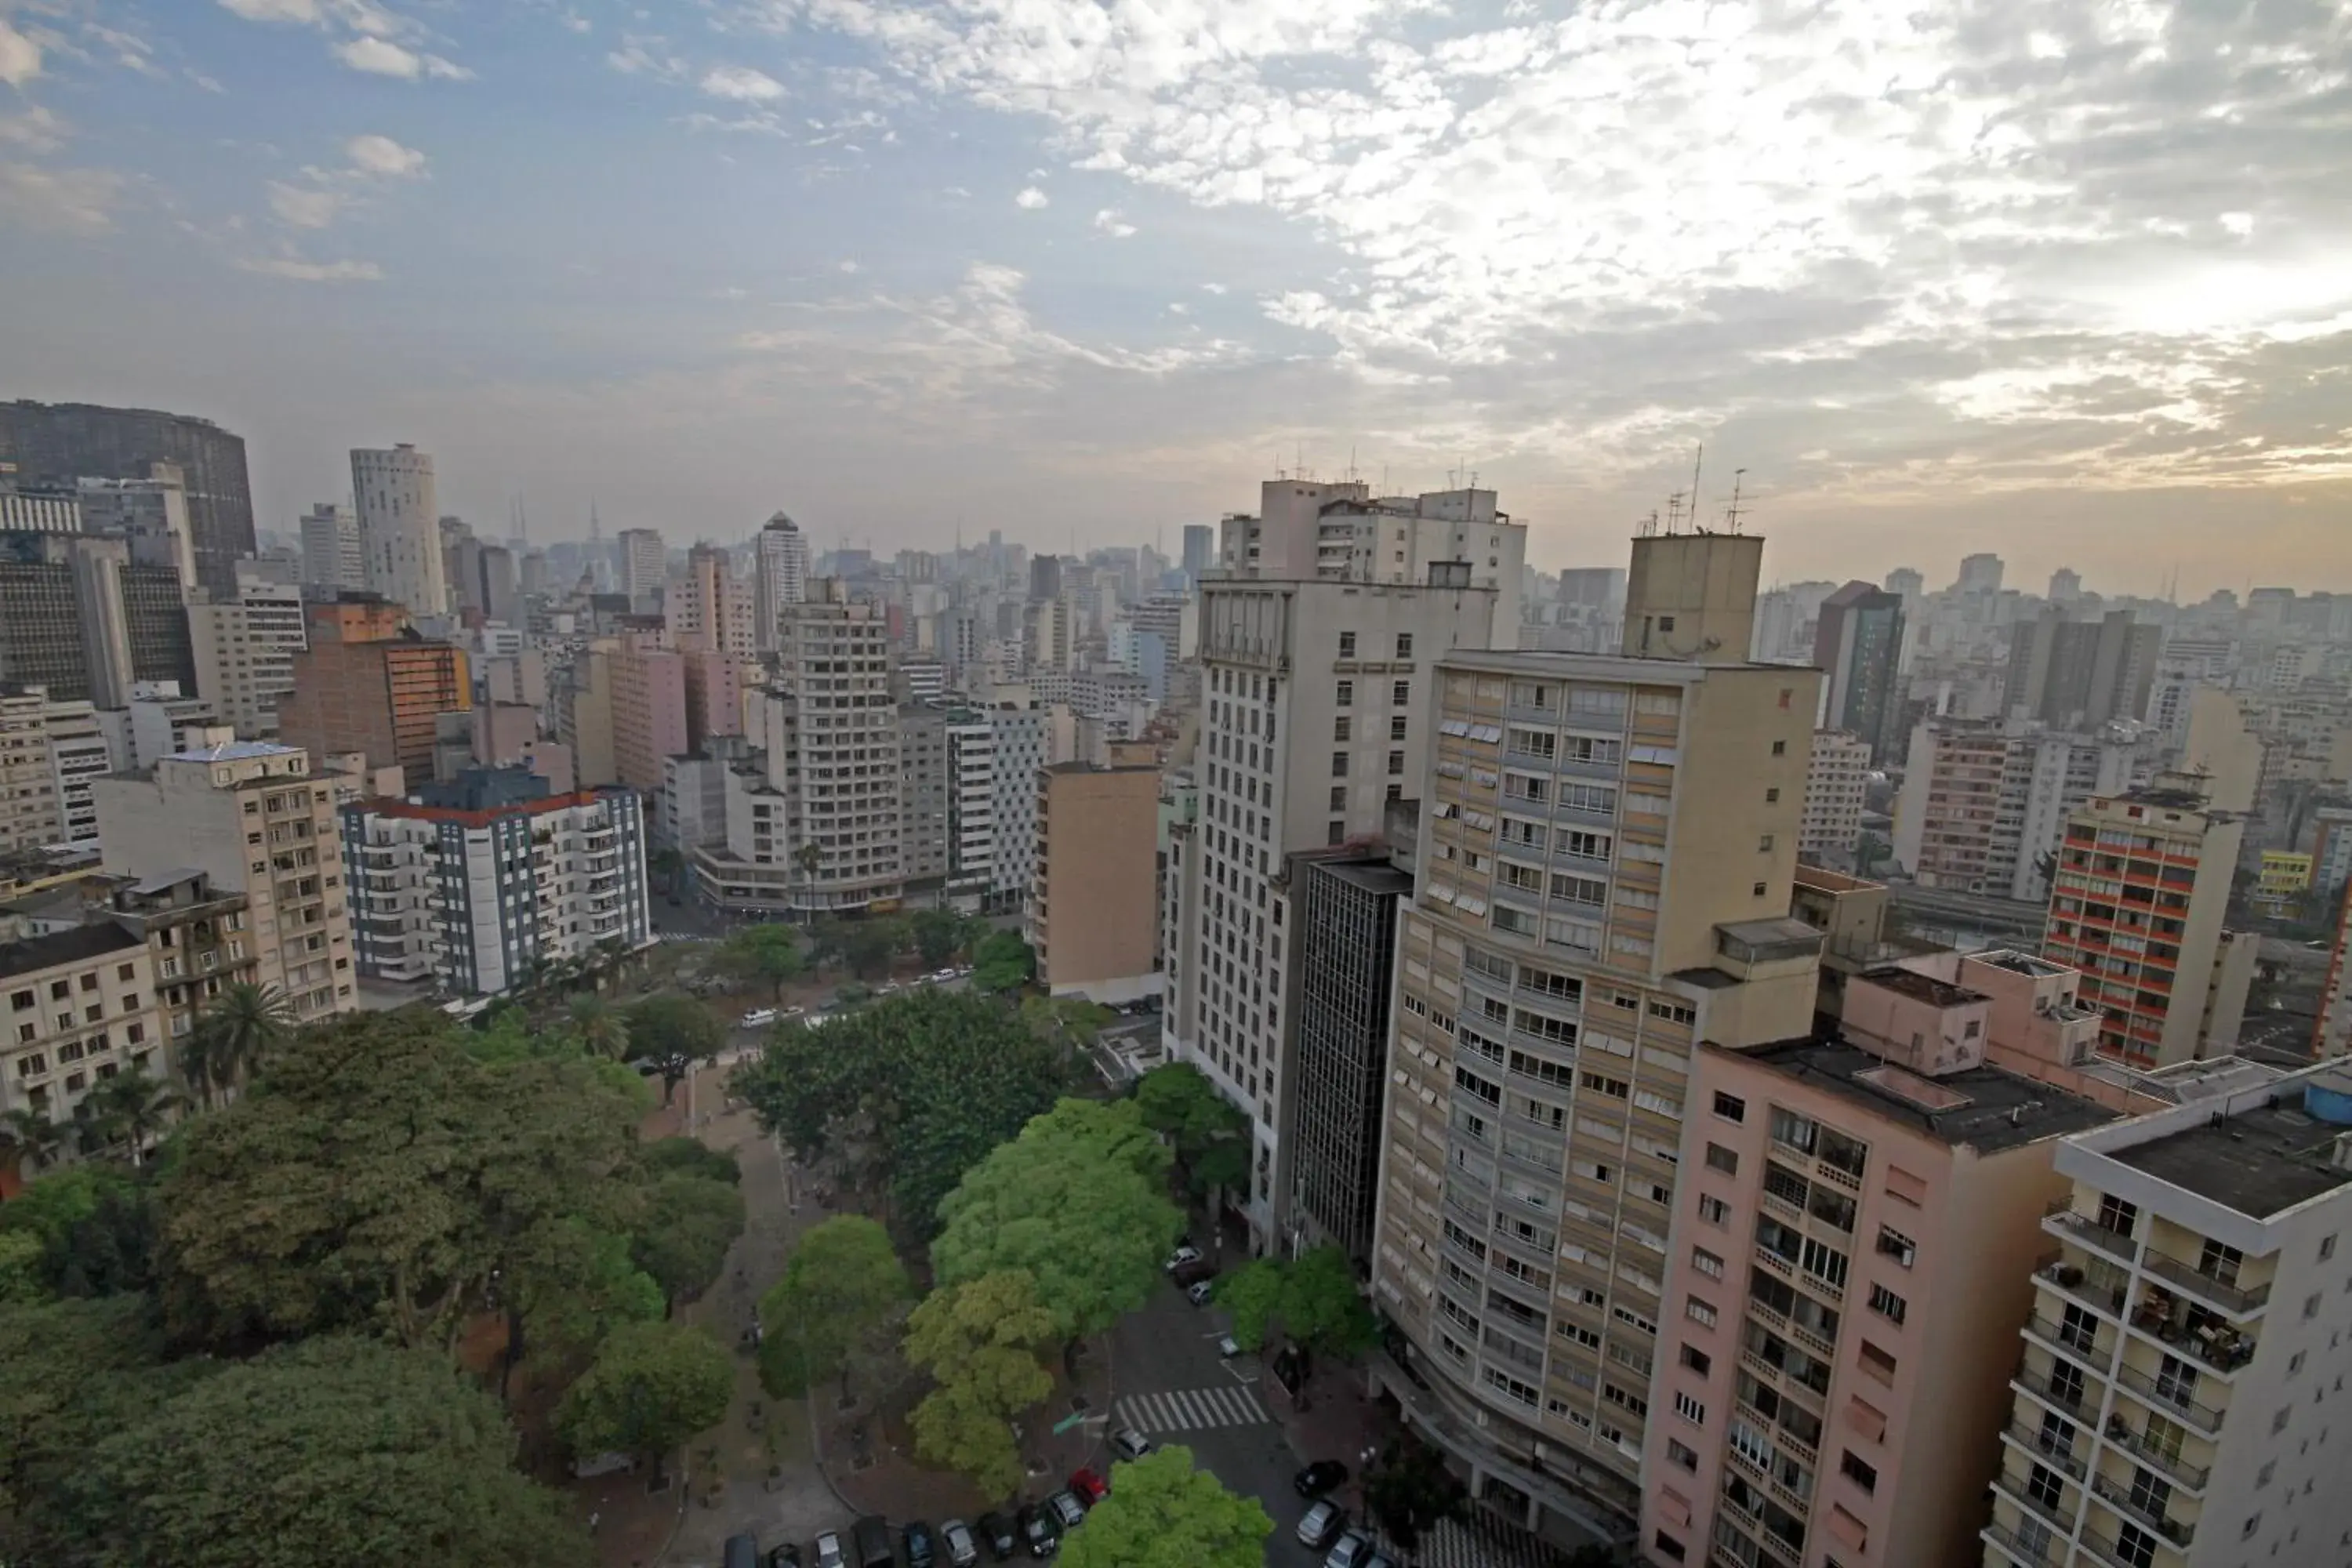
top-left (181, 982), bottom-right (293, 1108)
top-left (907, 1376), bottom-right (1027, 1499)
top-left (0, 1164), bottom-right (155, 1300)
top-left (931, 1098), bottom-right (1181, 1339)
top-left (71, 1334), bottom-right (588, 1568)
top-left (1363, 1439), bottom-right (1468, 1555)
top-left (508, 1218), bottom-right (665, 1374)
top-left (969, 929), bottom-right (1035, 993)
top-left (902, 1270), bottom-right (1058, 1495)
top-left (554, 1319), bottom-right (733, 1479)
top-left (566, 992), bottom-right (631, 1060)
top-left (622, 993), bottom-right (726, 1105)
top-left (717, 923), bottom-right (806, 1000)
top-left (757, 1215), bottom-right (910, 1399)
top-left (0, 1294), bottom-right (172, 1523)
top-left (910, 907), bottom-right (974, 967)
top-left (1216, 1244), bottom-right (1377, 1357)
top-left (1061, 1446), bottom-right (1272, 1568)
top-left (1134, 1062), bottom-right (1250, 1201)
top-left (644, 1134), bottom-right (742, 1185)
top-left (728, 989), bottom-right (1069, 1233)
top-left (630, 1174), bottom-right (745, 1310)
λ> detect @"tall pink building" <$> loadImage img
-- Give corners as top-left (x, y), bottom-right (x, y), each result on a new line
top-left (1640, 969), bottom-right (2115, 1568)
top-left (608, 637), bottom-right (686, 796)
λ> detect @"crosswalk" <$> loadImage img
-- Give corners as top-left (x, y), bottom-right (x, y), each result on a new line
top-left (1367, 1512), bottom-right (1581, 1568)
top-left (1112, 1385), bottom-right (1270, 1434)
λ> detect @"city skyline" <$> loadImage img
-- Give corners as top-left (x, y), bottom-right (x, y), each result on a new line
top-left (1, 1), bottom-right (2348, 592)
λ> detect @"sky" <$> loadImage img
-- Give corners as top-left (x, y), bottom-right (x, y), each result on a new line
top-left (0, 0), bottom-right (2348, 595)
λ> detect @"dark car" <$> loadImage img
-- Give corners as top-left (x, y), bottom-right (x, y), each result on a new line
top-left (767, 1548), bottom-right (803, 1568)
top-left (1294, 1460), bottom-right (1350, 1497)
top-left (975, 1512), bottom-right (1018, 1559)
top-left (1018, 1502), bottom-right (1060, 1559)
top-left (905, 1521), bottom-right (937, 1568)
top-left (1170, 1259), bottom-right (1216, 1288)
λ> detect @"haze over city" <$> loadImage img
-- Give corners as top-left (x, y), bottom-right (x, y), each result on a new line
top-left (1, 0), bottom-right (2347, 590)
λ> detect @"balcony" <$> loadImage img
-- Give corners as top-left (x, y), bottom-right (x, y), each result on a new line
top-left (2081, 1529), bottom-right (2183, 1568)
top-left (2100, 1415), bottom-right (2209, 1490)
top-left (2140, 1251), bottom-right (2270, 1318)
top-left (2045, 1204), bottom-right (2139, 1265)
top-left (2036, 1254), bottom-right (2129, 1319)
top-left (2113, 1363), bottom-right (2225, 1435)
top-left (2002, 1420), bottom-right (2086, 1479)
top-left (2024, 1311), bottom-right (2109, 1367)
top-left (2126, 1287), bottom-right (2257, 1374)
top-left (1981, 1521), bottom-right (2058, 1566)
top-left (2013, 1365), bottom-right (2089, 1418)
top-left (1991, 1465), bottom-right (2078, 1537)
top-left (2089, 1472), bottom-right (2196, 1547)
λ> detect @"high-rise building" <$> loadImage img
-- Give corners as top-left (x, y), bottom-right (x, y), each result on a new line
top-left (1181, 522), bottom-right (1215, 580)
top-left (1814, 580), bottom-right (1907, 764)
top-left (1955, 553), bottom-right (2005, 594)
top-left (1029, 554), bottom-right (1063, 603)
top-left (671, 542), bottom-right (754, 657)
top-left (275, 600), bottom-right (470, 781)
top-left (76, 465), bottom-right (197, 590)
top-left (341, 767), bottom-right (649, 995)
top-left (556, 646), bottom-right (619, 790)
top-left (299, 503), bottom-right (365, 596)
top-left (92, 740), bottom-right (355, 1022)
top-left (753, 513), bottom-right (808, 650)
top-left (0, 532), bottom-right (194, 706)
top-left (898, 702), bottom-right (951, 896)
top-left (617, 528), bottom-right (666, 606)
top-left (2049, 565), bottom-right (2082, 602)
top-left (350, 446), bottom-right (448, 618)
top-left (2317, 884), bottom-right (2352, 1059)
top-left (0, 481), bottom-right (81, 535)
top-left (987, 705), bottom-right (1047, 910)
top-left (945, 712), bottom-right (996, 905)
top-left (1982, 1065), bottom-right (2352, 1568)
top-left (477, 543), bottom-right (519, 623)
top-left (185, 574), bottom-right (306, 738)
top-left (1800, 730), bottom-right (1872, 862)
top-left (0, 400), bottom-right (254, 597)
top-left (608, 637), bottom-right (688, 797)
top-left (0, 690), bottom-right (67, 851)
top-left (1163, 577), bottom-right (1499, 1250)
top-left (1030, 746), bottom-right (1161, 1003)
top-left (1365, 535), bottom-right (1821, 1534)
top-left (1895, 722), bottom-right (2140, 903)
top-left (1884, 566), bottom-right (1925, 602)
top-left (2006, 609), bottom-right (2161, 729)
top-left (2041, 778), bottom-right (2255, 1069)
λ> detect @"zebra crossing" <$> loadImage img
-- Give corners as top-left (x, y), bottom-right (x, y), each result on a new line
top-left (1111, 1385), bottom-right (1271, 1434)
top-left (1365, 1512), bottom-right (1580, 1568)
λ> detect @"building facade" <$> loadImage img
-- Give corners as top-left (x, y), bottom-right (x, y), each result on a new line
top-left (1814, 581), bottom-right (1907, 764)
top-left (350, 445), bottom-right (448, 618)
top-left (1801, 730), bottom-right (1872, 864)
top-left (753, 513), bottom-right (810, 650)
top-left (1030, 749), bottom-right (1161, 1002)
top-left (276, 603), bottom-right (470, 781)
top-left (298, 503), bottom-right (365, 595)
top-left (0, 400), bottom-right (254, 597)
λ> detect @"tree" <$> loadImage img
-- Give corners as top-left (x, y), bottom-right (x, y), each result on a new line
top-left (65, 1334), bottom-right (588, 1568)
top-left (0, 1294), bottom-right (178, 1532)
top-left (0, 1107), bottom-right (69, 1183)
top-left (902, 1269), bottom-right (1059, 1490)
top-left (1134, 1062), bottom-right (1250, 1213)
top-left (931, 1098), bottom-right (1181, 1341)
top-left (630, 1174), bottom-right (745, 1311)
top-left (1363, 1439), bottom-right (1468, 1557)
top-left (644, 1134), bottom-right (741, 1185)
top-left (969, 929), bottom-right (1035, 993)
top-left (0, 1164), bottom-right (155, 1300)
top-left (1061, 1446), bottom-right (1272, 1568)
top-left (832, 916), bottom-right (906, 980)
top-left (717, 923), bottom-right (806, 1000)
top-left (758, 1215), bottom-right (911, 1400)
top-left (907, 1376), bottom-right (1028, 1499)
top-left (1218, 1245), bottom-right (1376, 1357)
top-left (1022, 994), bottom-right (1114, 1054)
top-left (72, 1067), bottom-right (185, 1167)
top-left (1212, 1258), bottom-right (1287, 1352)
top-left (911, 907), bottom-right (972, 967)
top-left (181, 982), bottom-right (293, 1108)
top-left (623, 992), bottom-right (724, 1105)
top-left (506, 1218), bottom-right (665, 1381)
top-left (567, 991), bottom-right (630, 1059)
top-left (554, 1319), bottom-right (733, 1486)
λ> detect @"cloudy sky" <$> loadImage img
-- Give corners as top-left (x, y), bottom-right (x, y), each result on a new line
top-left (1, 0), bottom-right (2347, 593)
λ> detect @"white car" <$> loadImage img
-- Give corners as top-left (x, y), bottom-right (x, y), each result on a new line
top-left (1111, 1427), bottom-right (1152, 1461)
top-left (1217, 1334), bottom-right (1241, 1358)
top-left (783, 1004), bottom-right (806, 1017)
top-left (1323, 1531), bottom-right (1370, 1568)
top-left (739, 1008), bottom-right (777, 1028)
top-left (931, 968), bottom-right (958, 982)
top-left (813, 1531), bottom-right (846, 1568)
top-left (1296, 1501), bottom-right (1345, 1548)
top-left (1163, 1245), bottom-right (1202, 1273)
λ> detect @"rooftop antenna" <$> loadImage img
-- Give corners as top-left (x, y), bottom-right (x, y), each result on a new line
top-left (1638, 508), bottom-right (1660, 539)
top-left (588, 500), bottom-right (601, 543)
top-left (1722, 469), bottom-right (1748, 534)
top-left (1664, 490), bottom-right (1685, 535)
top-left (1688, 443), bottom-right (1705, 533)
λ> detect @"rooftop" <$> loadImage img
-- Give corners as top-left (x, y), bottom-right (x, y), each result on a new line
top-left (168, 739), bottom-right (296, 764)
top-left (1726, 1035), bottom-right (2118, 1155)
top-left (0, 920), bottom-right (143, 983)
top-left (1438, 648), bottom-right (1800, 683)
top-left (1307, 857), bottom-right (1415, 898)
top-left (2108, 1095), bottom-right (2352, 1220)
top-left (1973, 949), bottom-right (2070, 978)
top-left (1857, 967), bottom-right (1987, 1009)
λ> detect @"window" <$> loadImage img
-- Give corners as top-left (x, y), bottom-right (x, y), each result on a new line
top-left (1330, 786), bottom-right (1348, 811)
top-left (1765, 787), bottom-right (1779, 802)
top-left (1388, 750), bottom-right (1406, 776)
top-left (1666, 1439), bottom-right (1697, 1472)
top-left (1875, 1226), bottom-right (1916, 1268)
top-left (1698, 1196), bottom-right (1730, 1226)
top-left (1679, 1345), bottom-right (1711, 1376)
top-left (1714, 1091), bottom-right (1747, 1123)
top-left (1686, 1297), bottom-right (1717, 1327)
top-left (1674, 1391), bottom-right (1707, 1425)
top-left (1841, 1450), bottom-right (1878, 1495)
top-left (1392, 681), bottom-right (1410, 706)
top-left (1770, 740), bottom-right (1787, 756)
top-left (1867, 1283), bottom-right (1907, 1326)
top-left (1759, 834), bottom-right (1775, 852)
top-left (1705, 1143), bottom-right (1739, 1176)
top-left (1391, 714), bottom-right (1408, 741)
top-left (1332, 752), bottom-right (1350, 778)
top-left (1396, 633), bottom-right (1414, 658)
top-left (1857, 1341), bottom-right (1896, 1384)
top-left (1339, 631), bottom-right (1356, 657)
top-left (1692, 1247), bottom-right (1725, 1280)
top-left (1337, 681), bottom-right (1353, 707)
top-left (1334, 716), bottom-right (1352, 742)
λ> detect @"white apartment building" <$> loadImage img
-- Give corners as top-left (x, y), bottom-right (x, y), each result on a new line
top-left (988, 704), bottom-right (1048, 909)
top-left (1163, 578), bottom-right (1498, 1247)
top-left (92, 740), bottom-right (355, 1022)
top-left (299, 502), bottom-right (364, 595)
top-left (617, 527), bottom-right (666, 607)
top-left (0, 688), bottom-right (114, 851)
top-left (753, 512), bottom-right (810, 650)
top-left (1986, 1065), bottom-right (2352, 1568)
top-left (1896, 723), bottom-right (2140, 902)
top-left (1216, 478), bottom-right (1526, 648)
top-left (186, 574), bottom-right (306, 739)
top-left (1801, 729), bottom-right (1871, 862)
top-left (351, 445), bottom-right (448, 618)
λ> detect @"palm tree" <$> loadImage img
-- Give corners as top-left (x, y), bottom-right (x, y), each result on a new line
top-left (0, 1107), bottom-right (68, 1182)
top-left (187, 982), bottom-right (295, 1106)
top-left (75, 1069), bottom-right (186, 1167)
top-left (568, 992), bottom-right (630, 1059)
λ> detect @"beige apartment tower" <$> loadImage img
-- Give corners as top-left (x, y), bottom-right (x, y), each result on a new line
top-left (1029, 742), bottom-right (1161, 1004)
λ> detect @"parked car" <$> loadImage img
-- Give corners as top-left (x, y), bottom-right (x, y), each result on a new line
top-left (1296, 1501), bottom-right (1345, 1548)
top-left (739, 1007), bottom-right (777, 1028)
top-left (1069, 1467), bottom-right (1108, 1504)
top-left (1216, 1333), bottom-right (1241, 1358)
top-left (1294, 1460), bottom-right (1349, 1497)
top-left (1047, 1490), bottom-right (1086, 1530)
top-left (1163, 1245), bottom-right (1201, 1272)
top-left (1185, 1279), bottom-right (1216, 1305)
top-left (975, 1511), bottom-right (1017, 1559)
top-left (1361, 1552), bottom-right (1399, 1568)
top-left (1171, 1260), bottom-right (1215, 1288)
top-left (904, 1520), bottom-right (937, 1568)
top-left (1018, 1502), bottom-right (1059, 1558)
top-left (931, 967), bottom-right (958, 982)
top-left (783, 1004), bottom-right (806, 1016)
top-left (852, 1516), bottom-right (894, 1568)
top-left (813, 1533), bottom-right (847, 1568)
top-left (940, 1519), bottom-right (980, 1567)
top-left (1322, 1530), bottom-right (1370, 1568)
top-left (1111, 1427), bottom-right (1152, 1461)
top-left (766, 1547), bottom-right (802, 1568)
top-left (724, 1534), bottom-right (760, 1568)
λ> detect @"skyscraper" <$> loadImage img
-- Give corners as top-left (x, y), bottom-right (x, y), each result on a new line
top-left (1813, 579), bottom-right (1907, 764)
top-left (0, 400), bottom-right (254, 597)
top-left (2005, 608), bottom-right (2161, 728)
top-left (298, 503), bottom-right (365, 595)
top-left (617, 527), bottom-right (666, 606)
top-left (350, 445), bottom-right (448, 617)
top-left (1181, 522), bottom-right (1215, 580)
top-left (753, 512), bottom-right (809, 650)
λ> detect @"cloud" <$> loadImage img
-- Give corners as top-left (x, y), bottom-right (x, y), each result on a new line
top-left (1014, 186), bottom-right (1047, 209)
top-left (0, 17), bottom-right (41, 85)
top-left (1092, 208), bottom-right (1135, 238)
top-left (0, 106), bottom-right (65, 154)
top-left (0, 162), bottom-right (122, 234)
top-left (237, 253), bottom-right (385, 281)
top-left (332, 35), bottom-right (470, 79)
top-left (700, 64), bottom-right (786, 102)
top-left (267, 180), bottom-right (343, 227)
top-left (345, 132), bottom-right (426, 178)
top-left (217, 0), bottom-right (321, 20)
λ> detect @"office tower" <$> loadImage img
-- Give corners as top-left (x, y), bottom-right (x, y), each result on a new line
top-left (672, 542), bottom-right (754, 657)
top-left (92, 740), bottom-right (355, 1022)
top-left (2049, 566), bottom-right (2083, 602)
top-left (1801, 731), bottom-right (1872, 862)
top-left (1984, 1065), bottom-right (2352, 1568)
top-left (988, 706), bottom-right (1047, 910)
top-left (1165, 577), bottom-right (1498, 1247)
top-left (341, 768), bottom-right (649, 995)
top-left (275, 601), bottom-right (470, 780)
top-left (517, 549), bottom-right (548, 597)
top-left (0, 689), bottom-right (109, 847)
top-left (76, 464), bottom-right (197, 590)
top-left (350, 445), bottom-right (448, 617)
top-left (945, 713), bottom-right (996, 906)
top-left (185, 574), bottom-right (306, 738)
top-left (2041, 778), bottom-right (2254, 1069)
top-left (1029, 744), bottom-right (1161, 1002)
top-left (899, 702), bottom-right (951, 895)
top-left (608, 637), bottom-right (688, 796)
top-left (1363, 535), bottom-right (1820, 1531)
top-left (1029, 554), bottom-right (1063, 603)
top-left (753, 513), bottom-right (810, 651)
top-left (1181, 522), bottom-right (1215, 580)
top-left (299, 503), bottom-right (365, 595)
top-left (477, 544), bottom-right (518, 622)
top-left (1955, 553), bottom-right (2005, 594)
top-left (1642, 982), bottom-right (2113, 1568)
top-left (0, 533), bottom-right (194, 706)
top-left (2006, 609), bottom-right (2161, 729)
top-left (1814, 581), bottom-right (1907, 764)
top-left (1621, 530), bottom-right (1764, 662)
top-left (1884, 567), bottom-right (1925, 601)
top-left (1288, 844), bottom-right (1414, 1262)
top-left (0, 400), bottom-right (254, 597)
top-left (556, 647), bottom-right (619, 789)
top-left (616, 527), bottom-right (666, 606)
top-left (442, 526), bottom-right (485, 616)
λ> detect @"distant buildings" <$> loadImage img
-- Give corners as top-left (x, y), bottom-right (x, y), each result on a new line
top-left (351, 445), bottom-right (448, 619)
top-left (0, 400), bottom-right (255, 597)
top-left (753, 514), bottom-right (809, 649)
top-left (298, 503), bottom-right (365, 596)
top-left (0, 532), bottom-right (196, 706)
top-left (1893, 722), bottom-right (2138, 904)
top-left (275, 599), bottom-right (470, 781)
top-left (1801, 730), bottom-right (1872, 863)
top-left (1813, 580), bottom-right (1907, 764)
top-left (617, 527), bottom-right (666, 607)
top-left (2006, 608), bottom-right (2161, 729)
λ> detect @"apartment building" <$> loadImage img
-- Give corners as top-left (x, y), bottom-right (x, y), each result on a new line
top-left (186, 574), bottom-right (306, 738)
top-left (2041, 779), bottom-right (2252, 1070)
top-left (1640, 976), bottom-right (2114, 1568)
top-left (1163, 576), bottom-right (1497, 1249)
top-left (1030, 746), bottom-right (1160, 1003)
top-left (92, 740), bottom-right (354, 1022)
top-left (988, 704), bottom-right (1050, 910)
top-left (608, 637), bottom-right (687, 796)
top-left (1984, 1066), bottom-right (2352, 1568)
top-left (670, 541), bottom-right (756, 658)
top-left (342, 768), bottom-right (650, 996)
top-left (1894, 722), bottom-right (2138, 903)
top-left (1800, 731), bottom-right (1871, 864)
top-left (0, 688), bottom-right (66, 851)
top-left (899, 702), bottom-right (951, 896)
top-left (276, 599), bottom-right (470, 781)
top-left (1368, 617), bottom-right (1823, 1534)
top-left (945, 711), bottom-right (996, 906)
